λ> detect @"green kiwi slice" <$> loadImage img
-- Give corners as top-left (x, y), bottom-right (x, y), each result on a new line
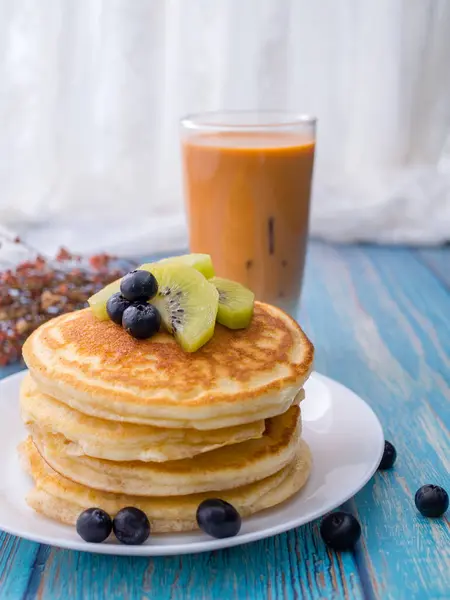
top-left (209, 277), bottom-right (255, 329)
top-left (88, 279), bottom-right (122, 320)
top-left (151, 264), bottom-right (219, 352)
top-left (146, 253), bottom-right (215, 279)
top-left (88, 254), bottom-right (215, 321)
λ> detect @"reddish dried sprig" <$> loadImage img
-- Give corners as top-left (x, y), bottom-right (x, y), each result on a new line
top-left (0, 249), bottom-right (132, 366)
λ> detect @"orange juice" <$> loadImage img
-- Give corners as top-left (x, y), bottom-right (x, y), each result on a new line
top-left (182, 128), bottom-right (315, 306)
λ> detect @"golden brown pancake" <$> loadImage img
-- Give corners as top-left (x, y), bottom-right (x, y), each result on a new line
top-left (22, 302), bottom-right (313, 429)
top-left (20, 436), bottom-right (312, 533)
top-left (31, 405), bottom-right (301, 496)
top-left (21, 373), bottom-right (267, 462)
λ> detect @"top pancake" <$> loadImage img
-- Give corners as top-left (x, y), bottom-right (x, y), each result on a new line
top-left (23, 302), bottom-right (313, 429)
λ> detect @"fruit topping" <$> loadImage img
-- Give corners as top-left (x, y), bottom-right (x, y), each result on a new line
top-left (106, 293), bottom-right (131, 325)
top-left (76, 508), bottom-right (113, 543)
top-left (415, 485), bottom-right (449, 518)
top-left (88, 254), bottom-right (214, 322)
top-left (120, 270), bottom-right (158, 303)
top-left (196, 499), bottom-right (242, 539)
top-left (113, 507), bottom-right (151, 545)
top-left (88, 254), bottom-right (257, 350)
top-left (378, 440), bottom-right (397, 470)
top-left (209, 277), bottom-right (255, 329)
top-left (320, 512), bottom-right (361, 551)
top-left (89, 279), bottom-right (122, 320)
top-left (151, 264), bottom-right (219, 352)
top-left (122, 303), bottom-right (161, 339)
top-left (144, 253), bottom-right (215, 279)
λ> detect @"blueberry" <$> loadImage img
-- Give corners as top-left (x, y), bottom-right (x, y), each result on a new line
top-left (320, 512), bottom-right (361, 551)
top-left (113, 507), bottom-right (150, 545)
top-left (120, 270), bottom-right (158, 302)
top-left (378, 440), bottom-right (397, 470)
top-left (122, 303), bottom-right (161, 339)
top-left (106, 293), bottom-right (131, 325)
top-left (415, 485), bottom-right (449, 518)
top-left (196, 499), bottom-right (241, 539)
top-left (76, 508), bottom-right (112, 543)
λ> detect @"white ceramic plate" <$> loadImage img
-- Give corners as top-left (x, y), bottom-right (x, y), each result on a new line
top-left (0, 370), bottom-right (384, 556)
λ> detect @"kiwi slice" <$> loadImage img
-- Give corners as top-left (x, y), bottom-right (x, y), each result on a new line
top-left (209, 277), bottom-right (255, 329)
top-left (88, 254), bottom-right (215, 321)
top-left (151, 264), bottom-right (219, 352)
top-left (141, 253), bottom-right (215, 279)
top-left (88, 278), bottom-right (122, 320)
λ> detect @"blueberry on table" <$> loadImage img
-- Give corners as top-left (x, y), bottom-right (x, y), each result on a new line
top-left (196, 499), bottom-right (242, 539)
top-left (113, 507), bottom-right (151, 545)
top-left (120, 270), bottom-right (158, 302)
top-left (378, 440), bottom-right (397, 470)
top-left (76, 508), bottom-right (112, 543)
top-left (106, 293), bottom-right (131, 325)
top-left (122, 304), bottom-right (161, 339)
top-left (415, 485), bottom-right (449, 518)
top-left (320, 512), bottom-right (361, 551)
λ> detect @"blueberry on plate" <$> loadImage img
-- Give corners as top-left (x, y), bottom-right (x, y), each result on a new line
top-left (106, 293), bottom-right (131, 325)
top-left (76, 508), bottom-right (112, 543)
top-left (378, 440), bottom-right (397, 470)
top-left (415, 485), bottom-right (449, 518)
top-left (120, 270), bottom-right (158, 302)
top-left (196, 499), bottom-right (241, 539)
top-left (122, 303), bottom-right (161, 339)
top-left (113, 507), bottom-right (150, 545)
top-left (320, 512), bottom-right (361, 551)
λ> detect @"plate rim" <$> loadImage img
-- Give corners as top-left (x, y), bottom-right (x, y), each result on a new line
top-left (0, 369), bottom-right (384, 556)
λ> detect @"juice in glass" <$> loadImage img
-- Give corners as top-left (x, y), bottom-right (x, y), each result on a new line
top-left (181, 112), bottom-right (316, 310)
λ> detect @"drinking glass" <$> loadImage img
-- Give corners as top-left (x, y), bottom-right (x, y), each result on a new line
top-left (180, 111), bottom-right (316, 314)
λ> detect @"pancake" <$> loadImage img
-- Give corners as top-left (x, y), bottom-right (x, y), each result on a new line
top-left (22, 302), bottom-right (313, 429)
top-left (21, 374), bottom-right (267, 462)
top-left (20, 437), bottom-right (312, 533)
top-left (31, 405), bottom-right (301, 496)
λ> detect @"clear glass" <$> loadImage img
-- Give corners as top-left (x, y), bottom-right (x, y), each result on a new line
top-left (180, 111), bottom-right (316, 314)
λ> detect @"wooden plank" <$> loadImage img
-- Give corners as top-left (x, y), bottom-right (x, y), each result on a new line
top-left (33, 524), bottom-right (363, 600)
top-left (414, 247), bottom-right (450, 289)
top-left (0, 536), bottom-right (43, 600)
top-left (301, 242), bottom-right (450, 600)
top-left (0, 362), bottom-right (26, 380)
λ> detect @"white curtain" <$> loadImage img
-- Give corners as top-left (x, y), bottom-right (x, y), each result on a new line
top-left (1, 0), bottom-right (450, 257)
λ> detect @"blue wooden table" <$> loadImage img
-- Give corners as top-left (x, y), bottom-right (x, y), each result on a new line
top-left (1, 241), bottom-right (449, 600)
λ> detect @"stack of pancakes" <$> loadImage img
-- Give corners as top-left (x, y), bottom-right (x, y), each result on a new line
top-left (19, 302), bottom-right (314, 533)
